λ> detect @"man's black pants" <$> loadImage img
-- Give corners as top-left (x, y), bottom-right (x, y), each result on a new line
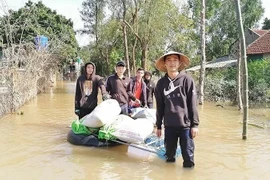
top-left (164, 127), bottom-right (195, 167)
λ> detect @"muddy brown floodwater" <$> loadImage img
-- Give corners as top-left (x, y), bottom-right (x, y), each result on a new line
top-left (0, 81), bottom-right (269, 180)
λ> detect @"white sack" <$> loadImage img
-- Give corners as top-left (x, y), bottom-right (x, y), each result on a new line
top-left (106, 114), bottom-right (154, 144)
top-left (81, 99), bottom-right (121, 128)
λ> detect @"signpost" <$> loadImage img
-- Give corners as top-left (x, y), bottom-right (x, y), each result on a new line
top-left (34, 35), bottom-right (48, 50)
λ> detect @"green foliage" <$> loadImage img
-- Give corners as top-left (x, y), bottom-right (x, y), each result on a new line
top-left (247, 59), bottom-right (270, 104)
top-left (78, 46), bottom-right (91, 64)
top-left (79, 0), bottom-right (197, 75)
top-left (80, 0), bottom-right (106, 36)
top-left (262, 18), bottom-right (270, 30)
top-left (78, 0), bottom-right (265, 78)
top-left (204, 69), bottom-right (236, 102)
top-left (136, 0), bottom-right (197, 66)
top-left (249, 79), bottom-right (270, 104)
top-left (188, 0), bottom-right (264, 60)
top-left (0, 1), bottom-right (78, 62)
top-left (203, 59), bottom-right (270, 105)
top-left (109, 49), bottom-right (122, 64)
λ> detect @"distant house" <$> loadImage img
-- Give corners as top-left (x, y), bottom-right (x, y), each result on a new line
top-left (245, 29), bottom-right (268, 46)
top-left (187, 29), bottom-right (270, 72)
top-left (246, 30), bottom-right (270, 60)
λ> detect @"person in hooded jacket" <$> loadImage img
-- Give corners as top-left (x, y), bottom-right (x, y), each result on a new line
top-left (75, 62), bottom-right (110, 119)
top-left (143, 71), bottom-right (156, 108)
top-left (154, 51), bottom-right (199, 168)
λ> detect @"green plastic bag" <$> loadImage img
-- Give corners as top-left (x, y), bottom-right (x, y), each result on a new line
top-left (71, 119), bottom-right (99, 135)
top-left (98, 119), bottom-right (120, 140)
top-left (98, 126), bottom-right (117, 140)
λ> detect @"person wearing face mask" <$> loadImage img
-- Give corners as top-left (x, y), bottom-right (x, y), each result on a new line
top-left (74, 62), bottom-right (110, 119)
top-left (154, 51), bottom-right (199, 168)
top-left (105, 61), bottom-right (140, 115)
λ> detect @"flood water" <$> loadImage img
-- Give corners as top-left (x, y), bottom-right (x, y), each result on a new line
top-left (0, 81), bottom-right (270, 180)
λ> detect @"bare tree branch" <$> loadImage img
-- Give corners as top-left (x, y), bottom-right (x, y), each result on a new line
top-left (123, 20), bottom-right (142, 45)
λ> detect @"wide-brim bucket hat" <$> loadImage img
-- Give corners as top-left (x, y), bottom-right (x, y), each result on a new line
top-left (155, 51), bottom-right (190, 72)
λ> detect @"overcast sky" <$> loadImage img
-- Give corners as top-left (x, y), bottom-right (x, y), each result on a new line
top-left (1, 0), bottom-right (270, 47)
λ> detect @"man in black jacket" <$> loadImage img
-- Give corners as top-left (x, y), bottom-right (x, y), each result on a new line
top-left (154, 51), bottom-right (199, 168)
top-left (106, 61), bottom-right (140, 114)
top-left (74, 62), bottom-right (110, 119)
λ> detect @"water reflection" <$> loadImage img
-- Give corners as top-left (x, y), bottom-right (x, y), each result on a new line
top-left (0, 81), bottom-right (269, 180)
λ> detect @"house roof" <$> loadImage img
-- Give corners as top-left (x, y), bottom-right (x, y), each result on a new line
top-left (186, 56), bottom-right (237, 71)
top-left (247, 30), bottom-right (270, 55)
top-left (253, 29), bottom-right (268, 36)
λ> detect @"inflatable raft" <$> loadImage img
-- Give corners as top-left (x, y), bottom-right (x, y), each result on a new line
top-left (67, 130), bottom-right (120, 147)
top-left (66, 100), bottom-right (181, 158)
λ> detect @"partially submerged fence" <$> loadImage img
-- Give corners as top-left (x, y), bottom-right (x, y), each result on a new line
top-left (0, 44), bottom-right (59, 117)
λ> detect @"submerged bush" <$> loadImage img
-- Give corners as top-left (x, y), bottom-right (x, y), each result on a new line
top-left (201, 58), bottom-right (270, 105)
top-left (204, 71), bottom-right (236, 103)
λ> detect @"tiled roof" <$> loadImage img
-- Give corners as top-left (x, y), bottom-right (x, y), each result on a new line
top-left (253, 29), bottom-right (268, 36)
top-left (247, 30), bottom-right (270, 55)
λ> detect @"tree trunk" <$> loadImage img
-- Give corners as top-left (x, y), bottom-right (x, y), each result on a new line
top-left (95, 3), bottom-right (98, 46)
top-left (141, 44), bottom-right (148, 70)
top-left (122, 0), bottom-right (130, 77)
top-left (235, 0), bottom-right (249, 140)
top-left (105, 48), bottom-right (110, 75)
top-left (237, 40), bottom-right (243, 111)
top-left (123, 24), bottom-right (130, 77)
top-left (99, 49), bottom-right (110, 75)
top-left (199, 0), bottom-right (206, 105)
top-left (131, 1), bottom-right (139, 75)
top-left (132, 39), bottom-right (137, 75)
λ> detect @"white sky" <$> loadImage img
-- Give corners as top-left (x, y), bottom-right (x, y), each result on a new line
top-left (1, 0), bottom-right (270, 47)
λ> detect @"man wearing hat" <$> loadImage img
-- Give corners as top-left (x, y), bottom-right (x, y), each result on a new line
top-left (106, 61), bottom-right (140, 114)
top-left (154, 51), bottom-right (199, 168)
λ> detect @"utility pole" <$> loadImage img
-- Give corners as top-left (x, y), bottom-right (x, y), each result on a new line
top-left (234, 0), bottom-right (249, 140)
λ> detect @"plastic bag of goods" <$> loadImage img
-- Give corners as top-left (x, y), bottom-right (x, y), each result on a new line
top-left (99, 114), bottom-right (154, 144)
top-left (130, 108), bottom-right (156, 124)
top-left (81, 99), bottom-right (121, 128)
top-left (144, 134), bottom-right (182, 159)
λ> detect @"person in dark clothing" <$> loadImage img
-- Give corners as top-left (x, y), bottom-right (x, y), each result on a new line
top-left (106, 61), bottom-right (140, 115)
top-left (143, 71), bottom-right (156, 108)
top-left (154, 51), bottom-right (199, 168)
top-left (129, 68), bottom-right (147, 108)
top-left (75, 62), bottom-right (110, 119)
